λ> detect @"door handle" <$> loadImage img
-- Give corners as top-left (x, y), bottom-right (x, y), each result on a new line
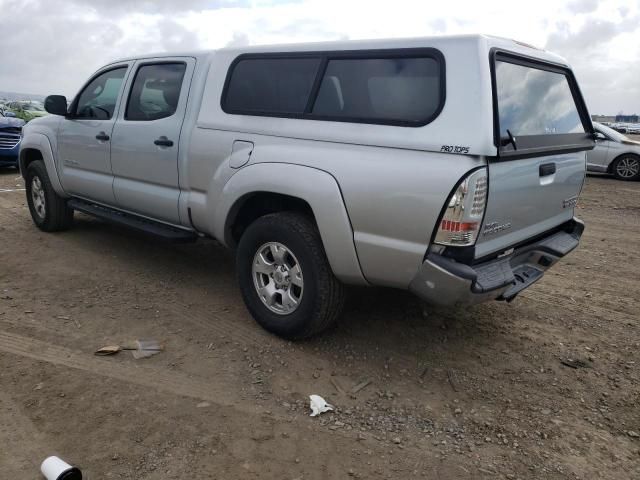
top-left (539, 163), bottom-right (556, 177)
top-left (95, 132), bottom-right (110, 141)
top-left (154, 136), bottom-right (174, 147)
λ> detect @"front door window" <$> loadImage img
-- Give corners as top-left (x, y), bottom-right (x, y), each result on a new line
top-left (75, 67), bottom-right (127, 120)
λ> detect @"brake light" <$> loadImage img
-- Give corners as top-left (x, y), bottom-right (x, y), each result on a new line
top-left (434, 168), bottom-right (488, 246)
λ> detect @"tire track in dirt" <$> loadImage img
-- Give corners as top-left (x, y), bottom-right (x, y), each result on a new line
top-left (0, 391), bottom-right (50, 476)
top-left (0, 330), bottom-right (255, 410)
top-left (0, 289), bottom-right (615, 422)
top-left (0, 204), bottom-right (29, 230)
top-left (1, 207), bottom-right (262, 341)
top-left (163, 301), bottom-right (274, 348)
top-left (1, 197), bottom-right (277, 348)
top-left (523, 288), bottom-right (638, 325)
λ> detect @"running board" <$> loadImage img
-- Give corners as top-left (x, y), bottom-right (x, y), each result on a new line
top-left (67, 199), bottom-right (198, 243)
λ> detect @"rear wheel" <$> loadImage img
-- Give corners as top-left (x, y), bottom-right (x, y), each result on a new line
top-left (25, 160), bottom-right (74, 231)
top-left (612, 155), bottom-right (640, 181)
top-left (236, 212), bottom-right (345, 339)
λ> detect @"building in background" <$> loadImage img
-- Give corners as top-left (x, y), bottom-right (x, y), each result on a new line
top-left (616, 114), bottom-right (639, 123)
top-left (592, 114), bottom-right (616, 123)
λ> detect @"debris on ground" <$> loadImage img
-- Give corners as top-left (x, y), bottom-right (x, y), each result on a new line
top-left (95, 345), bottom-right (123, 355)
top-left (95, 339), bottom-right (164, 359)
top-left (309, 395), bottom-right (333, 417)
top-left (560, 358), bottom-right (591, 369)
top-left (41, 456), bottom-right (82, 480)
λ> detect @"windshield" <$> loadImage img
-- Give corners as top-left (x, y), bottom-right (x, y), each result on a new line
top-left (594, 122), bottom-right (628, 142)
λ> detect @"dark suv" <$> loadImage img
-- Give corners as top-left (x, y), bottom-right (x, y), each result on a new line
top-left (0, 111), bottom-right (25, 168)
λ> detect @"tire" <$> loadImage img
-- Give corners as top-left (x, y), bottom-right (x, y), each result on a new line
top-left (236, 212), bottom-right (345, 340)
top-left (611, 155), bottom-right (640, 181)
top-left (25, 160), bottom-right (74, 231)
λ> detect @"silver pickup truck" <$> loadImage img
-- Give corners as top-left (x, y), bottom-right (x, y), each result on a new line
top-left (20, 34), bottom-right (594, 339)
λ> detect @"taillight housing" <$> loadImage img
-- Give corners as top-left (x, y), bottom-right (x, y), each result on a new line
top-left (434, 168), bottom-right (488, 247)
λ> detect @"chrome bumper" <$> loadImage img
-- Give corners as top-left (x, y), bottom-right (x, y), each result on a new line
top-left (409, 218), bottom-right (584, 306)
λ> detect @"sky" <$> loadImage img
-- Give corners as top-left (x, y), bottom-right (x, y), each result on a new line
top-left (0, 0), bottom-right (638, 114)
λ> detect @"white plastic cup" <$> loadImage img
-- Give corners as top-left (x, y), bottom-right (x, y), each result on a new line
top-left (40, 456), bottom-right (82, 480)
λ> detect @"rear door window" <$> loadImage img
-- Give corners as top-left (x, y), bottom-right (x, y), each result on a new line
top-left (126, 63), bottom-right (187, 121)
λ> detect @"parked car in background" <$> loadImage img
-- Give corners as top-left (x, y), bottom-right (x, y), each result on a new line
top-left (7, 100), bottom-right (48, 121)
top-left (588, 122), bottom-right (640, 180)
top-left (609, 123), bottom-right (640, 135)
top-left (0, 110), bottom-right (25, 168)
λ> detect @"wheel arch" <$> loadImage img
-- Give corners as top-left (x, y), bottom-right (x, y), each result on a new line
top-left (19, 133), bottom-right (67, 197)
top-left (20, 147), bottom-right (44, 172)
top-left (215, 162), bottom-right (367, 286)
top-left (225, 191), bottom-right (316, 247)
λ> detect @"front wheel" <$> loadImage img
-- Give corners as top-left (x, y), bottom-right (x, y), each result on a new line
top-left (236, 212), bottom-right (345, 339)
top-left (25, 160), bottom-right (74, 231)
top-left (612, 155), bottom-right (640, 181)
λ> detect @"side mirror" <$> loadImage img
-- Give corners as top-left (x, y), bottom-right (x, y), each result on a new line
top-left (44, 95), bottom-right (68, 116)
top-left (593, 132), bottom-right (607, 141)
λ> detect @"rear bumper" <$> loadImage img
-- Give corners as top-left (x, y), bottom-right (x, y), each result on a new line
top-left (409, 218), bottom-right (584, 306)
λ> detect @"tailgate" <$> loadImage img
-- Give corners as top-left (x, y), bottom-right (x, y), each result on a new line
top-left (475, 50), bottom-right (593, 259)
top-left (476, 152), bottom-right (584, 258)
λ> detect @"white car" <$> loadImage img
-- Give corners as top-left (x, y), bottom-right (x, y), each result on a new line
top-left (588, 122), bottom-right (640, 180)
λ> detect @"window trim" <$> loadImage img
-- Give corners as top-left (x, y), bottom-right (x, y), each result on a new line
top-left (68, 65), bottom-right (130, 120)
top-left (123, 60), bottom-right (188, 122)
top-left (220, 48), bottom-right (446, 127)
top-left (489, 48), bottom-right (595, 161)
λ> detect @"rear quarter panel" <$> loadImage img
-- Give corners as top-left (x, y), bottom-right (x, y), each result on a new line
top-left (224, 136), bottom-right (484, 288)
top-left (325, 147), bottom-right (484, 287)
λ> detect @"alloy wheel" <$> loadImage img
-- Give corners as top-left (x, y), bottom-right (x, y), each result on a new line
top-left (616, 157), bottom-right (640, 178)
top-left (252, 242), bottom-right (304, 315)
top-left (31, 176), bottom-right (46, 219)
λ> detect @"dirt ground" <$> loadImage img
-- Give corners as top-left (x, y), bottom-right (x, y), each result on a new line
top-left (0, 165), bottom-right (638, 480)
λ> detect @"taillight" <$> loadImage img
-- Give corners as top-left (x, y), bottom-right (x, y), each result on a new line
top-left (434, 168), bottom-right (487, 246)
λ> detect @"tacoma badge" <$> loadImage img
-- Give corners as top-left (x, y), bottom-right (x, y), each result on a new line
top-left (562, 195), bottom-right (578, 209)
top-left (483, 221), bottom-right (512, 236)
